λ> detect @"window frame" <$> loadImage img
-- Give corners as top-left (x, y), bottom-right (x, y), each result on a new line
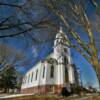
top-left (28, 74), bottom-right (30, 83)
top-left (50, 65), bottom-right (54, 78)
top-left (31, 72), bottom-right (34, 82)
top-left (42, 66), bottom-right (45, 78)
top-left (35, 69), bottom-right (38, 80)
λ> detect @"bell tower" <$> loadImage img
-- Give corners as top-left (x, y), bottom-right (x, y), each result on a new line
top-left (54, 27), bottom-right (71, 65)
top-left (54, 27), bottom-right (75, 91)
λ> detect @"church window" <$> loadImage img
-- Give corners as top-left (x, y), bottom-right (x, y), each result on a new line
top-left (23, 78), bottom-right (25, 84)
top-left (65, 66), bottom-right (68, 83)
top-left (25, 76), bottom-right (27, 83)
top-left (43, 66), bottom-right (45, 78)
top-left (28, 74), bottom-right (30, 83)
top-left (26, 77), bottom-right (27, 83)
top-left (24, 77), bottom-right (26, 84)
top-left (35, 69), bottom-right (38, 80)
top-left (64, 48), bottom-right (67, 53)
top-left (50, 65), bottom-right (54, 78)
top-left (64, 57), bottom-right (68, 65)
top-left (64, 57), bottom-right (68, 83)
top-left (31, 72), bottom-right (34, 82)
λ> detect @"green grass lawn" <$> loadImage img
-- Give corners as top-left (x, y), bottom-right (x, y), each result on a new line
top-left (92, 95), bottom-right (100, 100)
top-left (1, 94), bottom-right (100, 100)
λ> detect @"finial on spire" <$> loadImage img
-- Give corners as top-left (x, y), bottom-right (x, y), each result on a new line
top-left (59, 26), bottom-right (63, 33)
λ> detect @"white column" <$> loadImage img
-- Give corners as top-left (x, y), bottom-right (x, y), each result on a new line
top-left (57, 64), bottom-right (61, 85)
top-left (57, 63), bottom-right (65, 85)
top-left (68, 65), bottom-right (75, 84)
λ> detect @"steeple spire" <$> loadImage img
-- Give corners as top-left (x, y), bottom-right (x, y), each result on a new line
top-left (59, 26), bottom-right (63, 33)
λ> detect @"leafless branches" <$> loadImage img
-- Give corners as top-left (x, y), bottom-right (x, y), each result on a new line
top-left (0, 43), bottom-right (26, 74)
top-left (0, 0), bottom-right (100, 81)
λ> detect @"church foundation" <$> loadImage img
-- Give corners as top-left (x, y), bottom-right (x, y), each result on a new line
top-left (21, 84), bottom-right (64, 94)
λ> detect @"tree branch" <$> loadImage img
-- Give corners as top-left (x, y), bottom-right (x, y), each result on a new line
top-left (0, 28), bottom-right (33, 38)
top-left (0, 16), bottom-right (14, 26)
top-left (45, 1), bottom-right (92, 56)
top-left (0, 2), bottom-right (22, 8)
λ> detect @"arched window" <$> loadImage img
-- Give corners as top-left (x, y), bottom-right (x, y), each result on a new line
top-left (43, 66), bottom-right (45, 78)
top-left (64, 48), bottom-right (67, 53)
top-left (23, 78), bottom-right (25, 84)
top-left (28, 74), bottom-right (30, 83)
top-left (31, 72), bottom-right (34, 82)
top-left (26, 76), bottom-right (28, 83)
top-left (64, 57), bottom-right (68, 83)
top-left (65, 66), bottom-right (68, 83)
top-left (35, 69), bottom-right (38, 80)
top-left (50, 65), bottom-right (54, 78)
top-left (64, 57), bottom-right (68, 65)
top-left (25, 76), bottom-right (27, 83)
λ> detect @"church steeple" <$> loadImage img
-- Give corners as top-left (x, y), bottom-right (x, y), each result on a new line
top-left (54, 26), bottom-right (67, 47)
top-left (53, 26), bottom-right (73, 63)
top-left (54, 26), bottom-right (69, 59)
top-left (59, 26), bottom-right (63, 33)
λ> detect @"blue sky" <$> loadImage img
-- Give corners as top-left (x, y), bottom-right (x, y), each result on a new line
top-left (0, 0), bottom-right (100, 89)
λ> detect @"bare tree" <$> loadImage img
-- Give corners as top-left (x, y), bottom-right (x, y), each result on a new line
top-left (0, 0), bottom-right (57, 41)
top-left (0, 0), bottom-right (100, 86)
top-left (0, 44), bottom-right (25, 74)
top-left (43, 0), bottom-right (100, 86)
top-left (91, 0), bottom-right (100, 18)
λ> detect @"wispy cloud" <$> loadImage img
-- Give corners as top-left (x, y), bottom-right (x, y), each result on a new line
top-left (32, 46), bottom-right (38, 58)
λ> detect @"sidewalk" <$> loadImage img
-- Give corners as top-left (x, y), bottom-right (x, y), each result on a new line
top-left (0, 93), bottom-right (34, 99)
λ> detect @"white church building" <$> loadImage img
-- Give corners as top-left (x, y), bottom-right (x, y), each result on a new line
top-left (21, 27), bottom-right (79, 94)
